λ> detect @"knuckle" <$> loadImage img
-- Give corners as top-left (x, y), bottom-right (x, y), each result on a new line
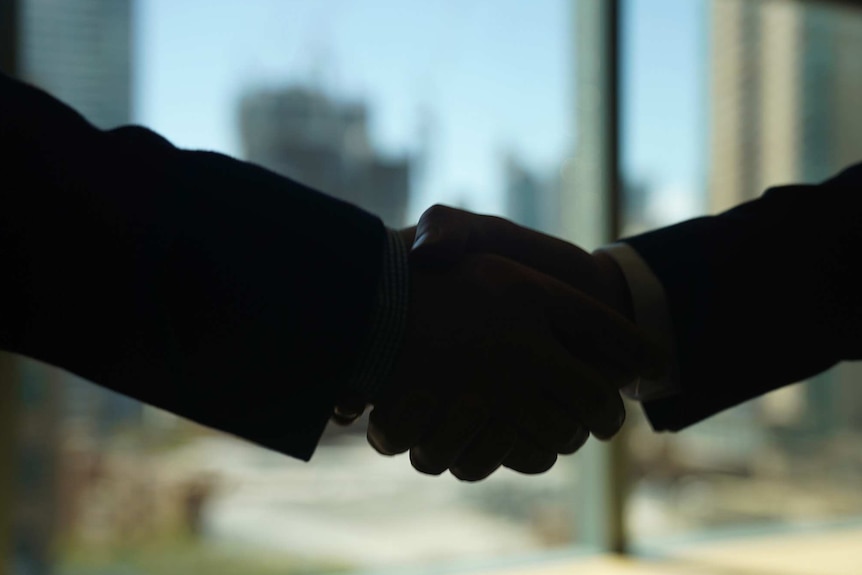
top-left (558, 428), bottom-right (590, 455)
top-left (450, 465), bottom-right (488, 482)
top-left (480, 213), bottom-right (514, 235)
top-left (519, 410), bottom-right (566, 448)
top-left (409, 447), bottom-right (447, 476)
top-left (421, 203), bottom-right (457, 224)
top-left (591, 408), bottom-right (625, 441)
top-left (367, 433), bottom-right (399, 456)
top-left (367, 418), bottom-right (409, 456)
top-left (547, 410), bottom-right (581, 440)
top-left (505, 452), bottom-right (557, 474)
top-left (533, 453), bottom-right (557, 473)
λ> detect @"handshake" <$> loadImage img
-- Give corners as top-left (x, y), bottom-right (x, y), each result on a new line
top-left (336, 206), bottom-right (669, 482)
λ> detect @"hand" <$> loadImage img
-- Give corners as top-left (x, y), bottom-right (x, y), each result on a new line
top-left (410, 205), bottom-right (635, 324)
top-left (367, 225), bottom-right (666, 481)
top-left (409, 205), bottom-right (666, 390)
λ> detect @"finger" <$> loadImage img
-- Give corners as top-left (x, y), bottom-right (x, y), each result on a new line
top-left (531, 341), bottom-right (626, 441)
top-left (410, 400), bottom-right (489, 476)
top-left (450, 421), bottom-right (517, 482)
top-left (411, 205), bottom-right (473, 266)
top-left (502, 437), bottom-right (557, 475)
top-left (413, 205), bottom-right (599, 293)
top-left (412, 206), bottom-right (669, 378)
top-left (541, 273), bottom-right (668, 381)
top-left (331, 389), bottom-right (368, 426)
top-left (367, 392), bottom-right (437, 456)
top-left (514, 398), bottom-right (586, 453)
top-left (571, 359), bottom-right (638, 391)
top-left (558, 425), bottom-right (590, 455)
top-left (331, 408), bottom-right (363, 426)
top-left (446, 257), bottom-right (627, 441)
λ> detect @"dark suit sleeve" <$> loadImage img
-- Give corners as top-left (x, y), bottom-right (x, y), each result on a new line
top-left (622, 164), bottom-right (862, 431)
top-left (0, 73), bottom-right (385, 460)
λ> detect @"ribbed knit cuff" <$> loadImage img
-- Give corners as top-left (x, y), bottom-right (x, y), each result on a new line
top-left (343, 228), bottom-right (410, 402)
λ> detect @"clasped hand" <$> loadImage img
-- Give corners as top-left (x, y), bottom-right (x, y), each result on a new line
top-left (341, 206), bottom-right (667, 481)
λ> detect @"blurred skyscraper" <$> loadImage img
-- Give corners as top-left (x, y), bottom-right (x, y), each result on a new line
top-left (17, 0), bottom-right (140, 424)
top-left (710, 0), bottom-right (862, 209)
top-left (20, 0), bottom-right (132, 129)
top-left (503, 153), bottom-right (561, 234)
top-left (239, 87), bottom-right (411, 227)
top-left (561, 0), bottom-right (615, 251)
top-left (12, 361), bottom-right (62, 575)
top-left (19, 0), bottom-right (165, 438)
top-left (709, 0), bottom-right (862, 434)
top-left (13, 1), bottom-right (137, 567)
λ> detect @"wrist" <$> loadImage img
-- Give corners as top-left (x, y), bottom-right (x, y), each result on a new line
top-left (399, 226), bottom-right (417, 250)
top-left (337, 227), bottom-right (411, 421)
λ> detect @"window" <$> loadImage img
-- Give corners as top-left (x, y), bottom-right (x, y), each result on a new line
top-left (622, 0), bottom-right (862, 549)
top-left (3, 1), bottom-right (861, 573)
top-left (7, 1), bottom-right (596, 573)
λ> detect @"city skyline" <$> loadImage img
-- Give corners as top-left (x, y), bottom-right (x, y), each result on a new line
top-left (135, 0), bottom-right (706, 226)
top-left (239, 84), bottom-right (411, 227)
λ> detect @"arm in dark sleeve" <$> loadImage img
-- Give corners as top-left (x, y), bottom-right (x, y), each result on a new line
top-left (0, 72), bottom-right (386, 460)
top-left (622, 164), bottom-right (862, 431)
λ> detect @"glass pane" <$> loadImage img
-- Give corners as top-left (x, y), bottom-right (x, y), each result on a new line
top-left (622, 0), bottom-right (862, 546)
top-left (10, 1), bottom-right (610, 573)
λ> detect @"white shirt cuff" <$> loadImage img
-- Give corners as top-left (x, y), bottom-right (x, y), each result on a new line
top-left (594, 242), bottom-right (680, 401)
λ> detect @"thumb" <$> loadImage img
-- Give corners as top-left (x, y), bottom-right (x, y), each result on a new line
top-left (410, 205), bottom-right (472, 266)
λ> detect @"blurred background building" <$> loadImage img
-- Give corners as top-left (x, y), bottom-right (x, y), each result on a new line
top-left (3, 0), bottom-right (862, 573)
top-left (13, 1), bottom-right (138, 572)
top-left (708, 0), bottom-right (862, 441)
top-left (502, 153), bottom-right (561, 233)
top-left (12, 362), bottom-right (62, 575)
top-left (623, 0), bottom-right (862, 540)
top-left (19, 0), bottom-right (132, 130)
top-left (710, 0), bottom-right (862, 208)
top-left (238, 87), bottom-right (411, 228)
top-left (18, 0), bottom-right (143, 439)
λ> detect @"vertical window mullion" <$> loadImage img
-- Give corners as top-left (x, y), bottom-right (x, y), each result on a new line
top-left (565, 0), bottom-right (629, 556)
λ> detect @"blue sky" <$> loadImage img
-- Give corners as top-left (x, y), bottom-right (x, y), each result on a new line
top-left (134, 0), bottom-right (706, 224)
top-left (624, 0), bottom-right (706, 222)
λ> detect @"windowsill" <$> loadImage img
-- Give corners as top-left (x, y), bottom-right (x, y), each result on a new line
top-left (354, 521), bottom-right (862, 575)
top-left (395, 522), bottom-right (862, 575)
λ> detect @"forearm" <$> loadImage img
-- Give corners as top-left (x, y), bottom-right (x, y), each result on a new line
top-left (618, 165), bottom-right (862, 430)
top-left (1, 72), bottom-right (387, 459)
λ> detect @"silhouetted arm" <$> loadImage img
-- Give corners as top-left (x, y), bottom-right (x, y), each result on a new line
top-left (621, 164), bottom-right (862, 430)
top-left (0, 72), bottom-right (390, 460)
